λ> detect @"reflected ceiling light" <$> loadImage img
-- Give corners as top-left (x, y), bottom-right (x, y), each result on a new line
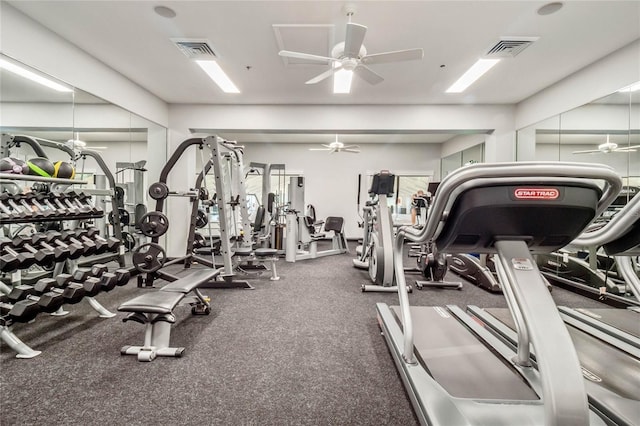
top-left (537, 2), bottom-right (563, 16)
top-left (618, 81), bottom-right (640, 93)
top-left (154, 5), bottom-right (176, 18)
top-left (333, 63), bottom-right (353, 94)
top-left (195, 60), bottom-right (240, 93)
top-left (446, 58), bottom-right (500, 93)
top-left (0, 58), bottom-right (73, 92)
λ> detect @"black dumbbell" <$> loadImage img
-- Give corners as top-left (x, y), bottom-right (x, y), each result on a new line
top-left (44, 231), bottom-right (84, 259)
top-left (0, 193), bottom-right (31, 219)
top-left (9, 235), bottom-right (55, 265)
top-left (15, 194), bottom-right (54, 218)
top-left (0, 294), bottom-right (40, 323)
top-left (114, 269), bottom-right (131, 286)
top-left (31, 233), bottom-right (69, 262)
top-left (57, 272), bottom-right (102, 298)
top-left (7, 285), bottom-right (65, 313)
top-left (73, 192), bottom-right (101, 215)
top-left (84, 228), bottom-right (121, 253)
top-left (35, 277), bottom-right (85, 304)
top-left (99, 272), bottom-right (118, 292)
top-left (59, 230), bottom-right (96, 256)
top-left (0, 238), bottom-right (36, 271)
top-left (23, 193), bottom-right (59, 217)
top-left (75, 230), bottom-right (108, 254)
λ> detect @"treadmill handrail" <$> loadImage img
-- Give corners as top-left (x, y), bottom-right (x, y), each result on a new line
top-left (572, 193), bottom-right (640, 247)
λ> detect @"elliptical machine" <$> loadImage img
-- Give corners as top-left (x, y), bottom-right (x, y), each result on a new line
top-left (354, 171), bottom-right (407, 292)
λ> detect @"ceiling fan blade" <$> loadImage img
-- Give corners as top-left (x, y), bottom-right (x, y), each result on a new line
top-left (343, 149), bottom-right (360, 153)
top-left (354, 65), bottom-right (384, 85)
top-left (343, 144), bottom-right (360, 149)
top-left (305, 65), bottom-right (342, 84)
top-left (279, 50), bottom-right (337, 63)
top-left (572, 149), bottom-right (601, 154)
top-left (615, 144), bottom-right (640, 151)
top-left (361, 48), bottom-right (424, 65)
top-left (344, 22), bottom-right (367, 57)
top-left (309, 148), bottom-right (331, 151)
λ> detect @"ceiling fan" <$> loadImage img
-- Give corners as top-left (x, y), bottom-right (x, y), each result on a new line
top-left (65, 132), bottom-right (107, 151)
top-left (309, 135), bottom-right (360, 154)
top-left (572, 134), bottom-right (640, 154)
top-left (278, 7), bottom-right (423, 88)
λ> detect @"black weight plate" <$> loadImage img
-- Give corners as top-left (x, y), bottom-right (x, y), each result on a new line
top-left (149, 182), bottom-right (169, 200)
top-left (138, 211), bottom-right (169, 237)
top-left (132, 242), bottom-right (166, 273)
top-left (195, 209), bottom-right (208, 229)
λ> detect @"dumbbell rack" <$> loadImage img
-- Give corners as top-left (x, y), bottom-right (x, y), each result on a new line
top-left (0, 173), bottom-right (128, 358)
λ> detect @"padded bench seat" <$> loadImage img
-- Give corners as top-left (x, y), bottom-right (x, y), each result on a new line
top-left (160, 269), bottom-right (219, 293)
top-left (119, 291), bottom-right (185, 315)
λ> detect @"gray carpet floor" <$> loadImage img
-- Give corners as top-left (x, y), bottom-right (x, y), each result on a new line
top-left (0, 242), bottom-right (609, 425)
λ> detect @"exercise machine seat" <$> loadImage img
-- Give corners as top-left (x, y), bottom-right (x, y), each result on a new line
top-left (161, 269), bottom-right (219, 293)
top-left (119, 292), bottom-right (185, 314)
top-left (323, 216), bottom-right (344, 233)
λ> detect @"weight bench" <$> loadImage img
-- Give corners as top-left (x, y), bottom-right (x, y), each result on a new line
top-left (118, 268), bottom-right (220, 362)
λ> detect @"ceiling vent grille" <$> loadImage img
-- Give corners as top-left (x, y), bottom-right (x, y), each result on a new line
top-left (171, 38), bottom-right (217, 59)
top-left (485, 37), bottom-right (539, 58)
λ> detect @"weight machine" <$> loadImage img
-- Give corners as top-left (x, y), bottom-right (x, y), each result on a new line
top-left (284, 176), bottom-right (348, 263)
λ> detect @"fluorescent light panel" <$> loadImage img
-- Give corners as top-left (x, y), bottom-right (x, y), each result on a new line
top-left (0, 57), bottom-right (73, 92)
top-left (446, 58), bottom-right (500, 93)
top-left (618, 81), bottom-right (640, 93)
top-left (195, 60), bottom-right (240, 93)
top-left (333, 62), bottom-right (352, 94)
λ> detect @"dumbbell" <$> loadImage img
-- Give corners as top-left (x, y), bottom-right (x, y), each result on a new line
top-left (0, 193), bottom-right (21, 219)
top-left (73, 192), bottom-right (101, 215)
top-left (49, 193), bottom-right (85, 215)
top-left (78, 229), bottom-right (120, 253)
top-left (7, 235), bottom-right (55, 265)
top-left (23, 192), bottom-right (60, 217)
top-left (30, 233), bottom-right (69, 262)
top-left (62, 269), bottom-right (102, 297)
top-left (114, 269), bottom-right (131, 286)
top-left (35, 277), bottom-right (87, 304)
top-left (35, 193), bottom-right (67, 216)
top-left (0, 294), bottom-right (40, 324)
top-left (0, 193), bottom-right (31, 219)
top-left (56, 192), bottom-right (97, 215)
top-left (0, 239), bottom-right (36, 271)
top-left (7, 285), bottom-right (65, 313)
top-left (42, 231), bottom-right (84, 259)
top-left (14, 194), bottom-right (54, 218)
top-left (59, 229), bottom-right (95, 256)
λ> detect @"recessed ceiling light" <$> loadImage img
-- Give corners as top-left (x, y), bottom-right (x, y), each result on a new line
top-left (446, 58), bottom-right (500, 93)
top-left (537, 2), bottom-right (563, 16)
top-left (195, 60), bottom-right (240, 93)
top-left (154, 5), bottom-right (176, 18)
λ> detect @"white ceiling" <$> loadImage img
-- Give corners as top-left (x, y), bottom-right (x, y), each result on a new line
top-left (8, 1), bottom-right (640, 106)
top-left (4, 1), bottom-right (640, 147)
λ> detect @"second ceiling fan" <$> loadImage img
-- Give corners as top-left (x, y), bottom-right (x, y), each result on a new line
top-left (279, 8), bottom-right (424, 87)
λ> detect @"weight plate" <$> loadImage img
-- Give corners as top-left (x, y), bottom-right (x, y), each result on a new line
top-left (138, 211), bottom-right (169, 237)
top-left (132, 242), bottom-right (166, 273)
top-left (198, 187), bottom-right (209, 201)
top-left (149, 182), bottom-right (169, 200)
top-left (195, 209), bottom-right (208, 229)
top-left (121, 231), bottom-right (136, 252)
top-left (108, 208), bottom-right (131, 226)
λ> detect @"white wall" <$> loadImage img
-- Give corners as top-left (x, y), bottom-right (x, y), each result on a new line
top-left (242, 142), bottom-right (441, 239)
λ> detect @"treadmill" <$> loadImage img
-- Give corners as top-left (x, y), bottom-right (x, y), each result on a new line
top-left (376, 161), bottom-right (622, 425)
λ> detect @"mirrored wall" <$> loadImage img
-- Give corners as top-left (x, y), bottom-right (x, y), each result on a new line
top-left (516, 85), bottom-right (639, 191)
top-left (0, 54), bottom-right (167, 244)
top-left (440, 142), bottom-right (485, 178)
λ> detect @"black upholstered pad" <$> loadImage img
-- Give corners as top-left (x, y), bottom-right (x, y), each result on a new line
top-left (254, 248), bottom-right (277, 257)
top-left (233, 247), bottom-right (253, 256)
top-left (118, 291), bottom-right (185, 314)
top-left (161, 269), bottom-right (219, 293)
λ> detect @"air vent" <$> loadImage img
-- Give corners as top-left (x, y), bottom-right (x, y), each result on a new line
top-left (485, 37), bottom-right (539, 58)
top-left (171, 38), bottom-right (217, 59)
